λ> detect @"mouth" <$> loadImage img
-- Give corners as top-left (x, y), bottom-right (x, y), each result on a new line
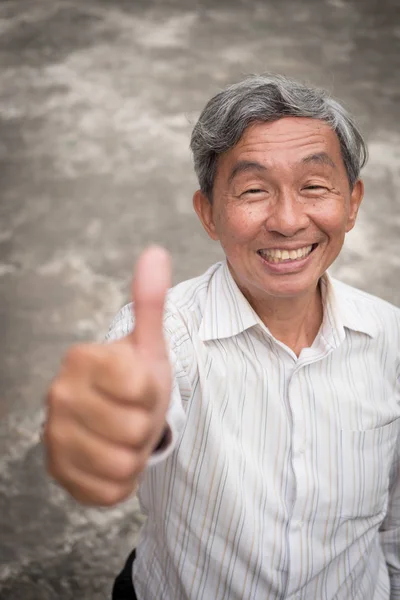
top-left (257, 243), bottom-right (318, 264)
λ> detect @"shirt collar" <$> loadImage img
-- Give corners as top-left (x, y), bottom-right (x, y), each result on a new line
top-left (325, 274), bottom-right (377, 339)
top-left (198, 261), bottom-right (260, 341)
top-left (198, 260), bottom-right (377, 343)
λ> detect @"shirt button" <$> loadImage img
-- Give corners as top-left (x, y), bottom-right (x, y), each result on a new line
top-left (297, 520), bottom-right (304, 529)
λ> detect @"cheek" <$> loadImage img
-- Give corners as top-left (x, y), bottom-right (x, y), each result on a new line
top-left (312, 200), bottom-right (349, 235)
top-left (217, 205), bottom-right (263, 243)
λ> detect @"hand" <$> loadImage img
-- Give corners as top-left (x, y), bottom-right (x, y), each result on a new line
top-left (44, 246), bottom-right (172, 506)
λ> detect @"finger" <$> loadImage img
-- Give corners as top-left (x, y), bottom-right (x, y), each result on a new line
top-left (131, 246), bottom-right (171, 361)
top-left (66, 388), bottom-right (156, 448)
top-left (46, 416), bottom-right (148, 483)
top-left (50, 459), bottom-right (137, 507)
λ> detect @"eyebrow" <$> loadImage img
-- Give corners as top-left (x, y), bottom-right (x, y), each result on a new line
top-left (227, 152), bottom-right (337, 185)
top-left (228, 161), bottom-right (268, 184)
top-left (301, 152), bottom-right (337, 169)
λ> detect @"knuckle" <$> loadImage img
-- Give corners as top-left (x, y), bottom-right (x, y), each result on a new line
top-left (64, 344), bottom-right (87, 367)
top-left (48, 379), bottom-right (71, 409)
top-left (64, 343), bottom-right (101, 370)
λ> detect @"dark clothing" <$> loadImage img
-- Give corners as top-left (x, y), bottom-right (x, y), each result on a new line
top-left (112, 549), bottom-right (137, 600)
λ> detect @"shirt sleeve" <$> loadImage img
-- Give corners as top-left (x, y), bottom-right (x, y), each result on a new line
top-left (379, 416), bottom-right (400, 599)
top-left (104, 302), bottom-right (187, 464)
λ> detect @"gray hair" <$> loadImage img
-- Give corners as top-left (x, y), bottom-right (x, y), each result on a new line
top-left (190, 74), bottom-right (367, 200)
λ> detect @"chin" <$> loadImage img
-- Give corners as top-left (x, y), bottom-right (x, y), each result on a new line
top-left (265, 287), bottom-right (314, 299)
top-left (256, 275), bottom-right (319, 299)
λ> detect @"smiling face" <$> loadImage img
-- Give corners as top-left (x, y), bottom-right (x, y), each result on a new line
top-left (193, 117), bottom-right (363, 304)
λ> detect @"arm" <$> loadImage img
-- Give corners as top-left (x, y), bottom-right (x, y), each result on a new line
top-left (44, 247), bottom-right (178, 507)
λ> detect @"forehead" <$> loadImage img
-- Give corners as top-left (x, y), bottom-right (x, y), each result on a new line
top-left (222, 117), bottom-right (342, 166)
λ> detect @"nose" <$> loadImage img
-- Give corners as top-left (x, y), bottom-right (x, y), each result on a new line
top-left (265, 192), bottom-right (310, 237)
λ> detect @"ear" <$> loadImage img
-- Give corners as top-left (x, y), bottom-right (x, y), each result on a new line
top-left (345, 179), bottom-right (364, 232)
top-left (193, 190), bottom-right (219, 241)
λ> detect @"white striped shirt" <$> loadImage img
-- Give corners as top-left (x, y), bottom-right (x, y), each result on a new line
top-left (106, 260), bottom-right (400, 600)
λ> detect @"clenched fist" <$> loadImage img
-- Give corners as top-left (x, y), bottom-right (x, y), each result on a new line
top-left (44, 246), bottom-right (172, 507)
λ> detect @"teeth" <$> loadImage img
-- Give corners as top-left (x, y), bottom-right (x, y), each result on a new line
top-left (259, 245), bottom-right (313, 263)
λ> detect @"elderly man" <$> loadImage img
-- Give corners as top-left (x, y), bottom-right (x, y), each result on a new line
top-left (45, 74), bottom-right (400, 600)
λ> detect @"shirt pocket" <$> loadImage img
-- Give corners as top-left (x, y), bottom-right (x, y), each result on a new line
top-left (339, 419), bottom-right (399, 519)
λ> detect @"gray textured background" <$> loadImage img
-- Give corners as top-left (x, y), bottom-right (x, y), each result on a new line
top-left (0, 1), bottom-right (399, 598)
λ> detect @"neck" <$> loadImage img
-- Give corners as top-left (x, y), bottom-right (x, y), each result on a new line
top-left (241, 281), bottom-right (323, 357)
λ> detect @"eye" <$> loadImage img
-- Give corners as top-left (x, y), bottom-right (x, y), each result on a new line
top-left (243, 188), bottom-right (264, 195)
top-left (303, 185), bottom-right (328, 191)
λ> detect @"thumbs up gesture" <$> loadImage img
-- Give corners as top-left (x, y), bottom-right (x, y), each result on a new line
top-left (44, 247), bottom-right (172, 506)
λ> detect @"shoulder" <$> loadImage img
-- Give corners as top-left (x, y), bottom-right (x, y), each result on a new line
top-left (333, 277), bottom-right (399, 312)
top-left (104, 302), bottom-right (134, 342)
top-left (332, 277), bottom-right (400, 335)
top-left (165, 261), bottom-right (223, 331)
top-left (105, 261), bottom-right (224, 343)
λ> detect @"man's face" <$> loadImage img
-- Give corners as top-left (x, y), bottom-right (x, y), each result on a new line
top-left (194, 117), bottom-right (363, 302)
